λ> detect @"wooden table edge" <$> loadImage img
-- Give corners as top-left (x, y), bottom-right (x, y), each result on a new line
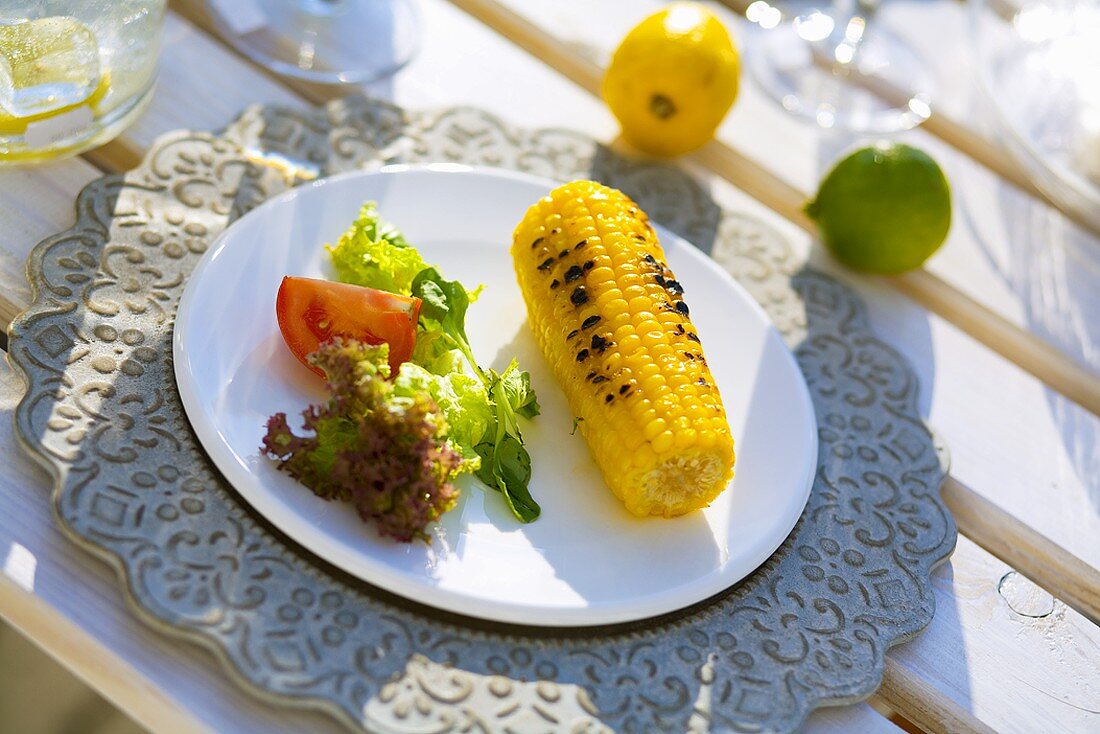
top-left (0, 574), bottom-right (212, 734)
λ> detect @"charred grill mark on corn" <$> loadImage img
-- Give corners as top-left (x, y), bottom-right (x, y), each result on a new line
top-left (511, 180), bottom-right (735, 517)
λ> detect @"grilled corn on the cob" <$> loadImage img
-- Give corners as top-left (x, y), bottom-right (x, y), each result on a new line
top-left (512, 180), bottom-right (735, 517)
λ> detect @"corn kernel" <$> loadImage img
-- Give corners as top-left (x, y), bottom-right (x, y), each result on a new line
top-left (643, 418), bottom-right (668, 441)
top-left (617, 333), bottom-right (642, 355)
top-left (652, 430), bottom-right (675, 454)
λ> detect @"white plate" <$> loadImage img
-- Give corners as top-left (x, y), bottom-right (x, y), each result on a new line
top-left (174, 165), bottom-right (817, 627)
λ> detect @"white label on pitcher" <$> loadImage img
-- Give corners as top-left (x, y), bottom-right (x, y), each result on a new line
top-left (24, 105), bottom-right (94, 149)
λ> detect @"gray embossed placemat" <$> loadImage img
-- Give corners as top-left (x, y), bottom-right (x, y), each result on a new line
top-left (9, 97), bottom-right (956, 733)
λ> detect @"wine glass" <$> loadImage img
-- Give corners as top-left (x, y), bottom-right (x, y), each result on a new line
top-left (744, 0), bottom-right (933, 133)
top-left (204, 0), bottom-right (419, 85)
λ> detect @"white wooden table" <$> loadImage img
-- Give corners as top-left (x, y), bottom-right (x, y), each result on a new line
top-left (1, 1), bottom-right (1098, 732)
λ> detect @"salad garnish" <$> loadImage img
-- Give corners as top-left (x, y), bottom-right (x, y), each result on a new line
top-left (330, 205), bottom-right (542, 523)
top-left (262, 340), bottom-right (462, 543)
top-left (263, 202), bottom-right (541, 541)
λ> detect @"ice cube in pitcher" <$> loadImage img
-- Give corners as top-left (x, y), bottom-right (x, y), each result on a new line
top-left (0, 17), bottom-right (101, 118)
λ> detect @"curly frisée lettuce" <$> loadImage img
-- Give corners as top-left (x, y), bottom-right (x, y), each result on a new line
top-left (261, 340), bottom-right (462, 543)
top-left (328, 202), bottom-right (542, 524)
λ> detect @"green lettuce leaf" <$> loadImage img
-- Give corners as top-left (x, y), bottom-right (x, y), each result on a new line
top-left (393, 362), bottom-right (493, 470)
top-left (326, 202), bottom-right (427, 295)
top-left (498, 359), bottom-right (540, 420)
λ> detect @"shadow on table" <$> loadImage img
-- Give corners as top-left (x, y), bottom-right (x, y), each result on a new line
top-left (956, 154), bottom-right (1100, 514)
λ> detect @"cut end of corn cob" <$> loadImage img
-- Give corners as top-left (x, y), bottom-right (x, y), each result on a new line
top-left (511, 180), bottom-right (735, 518)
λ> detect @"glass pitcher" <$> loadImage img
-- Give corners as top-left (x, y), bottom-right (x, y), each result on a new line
top-left (0, 1), bottom-right (166, 164)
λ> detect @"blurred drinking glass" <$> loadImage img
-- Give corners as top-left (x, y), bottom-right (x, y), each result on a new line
top-left (204, 0), bottom-right (419, 85)
top-left (974, 0), bottom-right (1100, 232)
top-left (744, 0), bottom-right (933, 133)
top-left (0, 1), bottom-right (166, 164)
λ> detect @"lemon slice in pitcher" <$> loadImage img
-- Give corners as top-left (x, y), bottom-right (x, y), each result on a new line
top-left (0, 17), bottom-right (109, 135)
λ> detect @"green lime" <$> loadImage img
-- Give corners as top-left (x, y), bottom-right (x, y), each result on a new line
top-left (805, 143), bottom-right (952, 274)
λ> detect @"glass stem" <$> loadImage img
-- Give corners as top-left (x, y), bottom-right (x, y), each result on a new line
top-left (829, 0), bottom-right (880, 66)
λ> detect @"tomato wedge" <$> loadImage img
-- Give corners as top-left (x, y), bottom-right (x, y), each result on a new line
top-left (276, 276), bottom-right (421, 377)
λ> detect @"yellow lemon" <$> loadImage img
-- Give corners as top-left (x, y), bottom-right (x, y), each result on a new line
top-left (602, 2), bottom-right (740, 157)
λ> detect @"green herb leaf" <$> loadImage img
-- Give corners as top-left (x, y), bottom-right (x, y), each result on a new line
top-left (499, 360), bottom-right (541, 419)
top-left (411, 267), bottom-right (474, 354)
top-left (473, 435), bottom-right (540, 523)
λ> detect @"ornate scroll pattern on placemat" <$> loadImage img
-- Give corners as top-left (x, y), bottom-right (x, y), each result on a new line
top-left (9, 98), bottom-right (955, 734)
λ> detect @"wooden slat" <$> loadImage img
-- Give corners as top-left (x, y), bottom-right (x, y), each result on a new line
top-left (942, 477), bottom-right (1100, 625)
top-left (442, 0), bottom-right (1100, 421)
top-left (0, 577), bottom-right (211, 734)
top-left (880, 660), bottom-right (997, 734)
top-left (890, 269), bottom-right (1100, 424)
top-left (0, 162), bottom-right (102, 333)
top-left (886, 535), bottom-right (1100, 734)
top-left (4, 4), bottom-right (1095, 730)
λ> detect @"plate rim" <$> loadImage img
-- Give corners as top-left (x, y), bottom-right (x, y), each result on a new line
top-left (172, 163), bottom-right (818, 627)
